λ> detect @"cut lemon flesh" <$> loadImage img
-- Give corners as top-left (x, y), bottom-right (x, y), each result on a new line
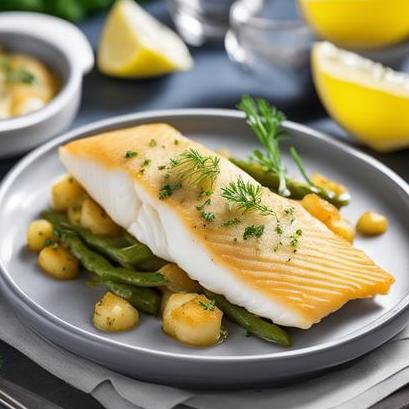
top-left (98, 0), bottom-right (193, 78)
top-left (299, 0), bottom-right (409, 49)
top-left (312, 41), bottom-right (409, 152)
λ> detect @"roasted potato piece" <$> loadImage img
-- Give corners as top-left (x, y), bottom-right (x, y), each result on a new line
top-left (327, 217), bottom-right (355, 243)
top-left (38, 243), bottom-right (79, 280)
top-left (159, 263), bottom-right (201, 293)
top-left (311, 172), bottom-right (347, 197)
top-left (162, 293), bottom-right (223, 347)
top-left (93, 292), bottom-right (139, 332)
top-left (26, 219), bottom-right (53, 252)
top-left (357, 211), bottom-right (388, 236)
top-left (51, 175), bottom-right (85, 212)
top-left (80, 198), bottom-right (121, 236)
top-left (301, 193), bottom-right (339, 224)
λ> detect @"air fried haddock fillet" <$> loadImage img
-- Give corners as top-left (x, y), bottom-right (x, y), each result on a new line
top-left (60, 123), bottom-right (394, 329)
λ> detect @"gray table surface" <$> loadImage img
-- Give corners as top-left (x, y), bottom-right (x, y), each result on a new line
top-left (1, 1), bottom-right (409, 408)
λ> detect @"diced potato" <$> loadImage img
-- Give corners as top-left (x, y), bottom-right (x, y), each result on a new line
top-left (327, 217), bottom-right (355, 243)
top-left (93, 292), bottom-right (139, 332)
top-left (159, 263), bottom-right (201, 293)
top-left (301, 193), bottom-right (340, 224)
top-left (311, 172), bottom-right (347, 196)
top-left (161, 288), bottom-right (175, 315)
top-left (162, 293), bottom-right (223, 347)
top-left (38, 243), bottom-right (79, 280)
top-left (357, 211), bottom-right (388, 236)
top-left (68, 201), bottom-right (84, 225)
top-left (80, 198), bottom-right (121, 236)
top-left (26, 219), bottom-right (53, 252)
top-left (51, 175), bottom-right (85, 212)
top-left (162, 292), bottom-right (197, 337)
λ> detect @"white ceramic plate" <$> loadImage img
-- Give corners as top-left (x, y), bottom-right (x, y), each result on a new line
top-left (1, 110), bottom-right (409, 388)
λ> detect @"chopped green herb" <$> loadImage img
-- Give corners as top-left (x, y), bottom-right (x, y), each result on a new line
top-left (275, 224), bottom-right (283, 235)
top-left (195, 198), bottom-right (211, 212)
top-left (6, 68), bottom-right (37, 85)
top-left (142, 159), bottom-right (151, 167)
top-left (159, 183), bottom-right (182, 200)
top-left (124, 150), bottom-right (138, 159)
top-left (148, 139), bottom-right (157, 147)
top-left (198, 299), bottom-right (216, 311)
top-left (243, 225), bottom-right (265, 240)
top-left (174, 139), bottom-right (180, 145)
top-left (201, 211), bottom-right (216, 223)
top-left (158, 165), bottom-right (166, 170)
top-left (221, 218), bottom-right (241, 228)
top-left (290, 229), bottom-right (303, 248)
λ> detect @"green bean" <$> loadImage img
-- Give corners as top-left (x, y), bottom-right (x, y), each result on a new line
top-left (41, 211), bottom-right (165, 270)
top-left (54, 227), bottom-right (167, 287)
top-left (103, 280), bottom-right (160, 315)
top-left (230, 157), bottom-right (350, 208)
top-left (205, 291), bottom-right (291, 347)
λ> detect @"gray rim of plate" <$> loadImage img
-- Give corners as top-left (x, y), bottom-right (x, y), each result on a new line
top-left (1, 108), bottom-right (408, 362)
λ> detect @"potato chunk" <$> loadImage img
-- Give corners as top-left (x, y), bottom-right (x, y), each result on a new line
top-left (38, 243), bottom-right (79, 280)
top-left (93, 292), bottom-right (139, 332)
top-left (311, 172), bottom-right (347, 196)
top-left (80, 198), bottom-right (121, 236)
top-left (327, 217), bottom-right (355, 243)
top-left (162, 293), bottom-right (223, 347)
top-left (301, 193), bottom-right (339, 224)
top-left (357, 211), bottom-right (388, 236)
top-left (26, 219), bottom-right (53, 252)
top-left (51, 175), bottom-right (85, 212)
top-left (159, 263), bottom-right (201, 293)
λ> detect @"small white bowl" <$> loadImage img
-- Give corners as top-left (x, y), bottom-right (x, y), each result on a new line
top-left (0, 12), bottom-right (94, 157)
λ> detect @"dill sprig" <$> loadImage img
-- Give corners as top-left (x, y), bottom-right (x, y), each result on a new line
top-left (238, 95), bottom-right (289, 197)
top-left (243, 224), bottom-right (265, 240)
top-left (289, 147), bottom-right (315, 187)
top-left (221, 177), bottom-right (275, 218)
top-left (168, 149), bottom-right (220, 193)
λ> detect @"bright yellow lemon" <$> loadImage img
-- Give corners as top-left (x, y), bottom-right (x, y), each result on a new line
top-left (299, 0), bottom-right (409, 49)
top-left (312, 42), bottom-right (409, 152)
top-left (98, 0), bottom-right (193, 78)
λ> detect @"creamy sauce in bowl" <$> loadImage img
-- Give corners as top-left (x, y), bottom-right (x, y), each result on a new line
top-left (0, 49), bottom-right (59, 119)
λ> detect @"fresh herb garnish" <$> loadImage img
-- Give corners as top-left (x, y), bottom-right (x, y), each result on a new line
top-left (196, 198), bottom-right (211, 212)
top-left (158, 165), bottom-right (166, 170)
top-left (168, 149), bottom-right (220, 193)
top-left (198, 299), bottom-right (216, 311)
top-left (159, 183), bottom-right (182, 199)
top-left (124, 150), bottom-right (138, 159)
top-left (290, 228), bottom-right (303, 249)
top-left (238, 95), bottom-right (289, 196)
top-left (243, 224), bottom-right (265, 240)
top-left (221, 177), bottom-right (276, 218)
top-left (201, 211), bottom-right (216, 223)
top-left (289, 147), bottom-right (315, 187)
top-left (6, 67), bottom-right (37, 85)
top-left (149, 139), bottom-right (157, 147)
top-left (142, 159), bottom-right (151, 167)
top-left (221, 218), bottom-right (241, 228)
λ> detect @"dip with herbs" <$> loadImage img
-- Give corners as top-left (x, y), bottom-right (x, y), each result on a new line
top-left (0, 49), bottom-right (59, 119)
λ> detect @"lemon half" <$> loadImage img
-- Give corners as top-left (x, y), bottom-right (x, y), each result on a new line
top-left (98, 0), bottom-right (193, 78)
top-left (299, 0), bottom-right (409, 49)
top-left (312, 41), bottom-right (409, 152)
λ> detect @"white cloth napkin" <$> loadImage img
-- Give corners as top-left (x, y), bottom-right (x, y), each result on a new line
top-left (1, 297), bottom-right (409, 409)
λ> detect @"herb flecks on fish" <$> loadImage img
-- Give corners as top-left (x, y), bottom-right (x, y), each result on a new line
top-left (159, 183), bottom-right (182, 200)
top-left (243, 225), bottom-right (265, 240)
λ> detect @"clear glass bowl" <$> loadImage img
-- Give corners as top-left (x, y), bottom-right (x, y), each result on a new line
top-left (225, 0), bottom-right (314, 92)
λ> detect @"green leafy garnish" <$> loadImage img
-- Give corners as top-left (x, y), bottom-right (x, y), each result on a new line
top-left (221, 218), bottom-right (241, 228)
top-left (149, 139), bottom-right (157, 147)
top-left (159, 183), bottom-right (182, 200)
top-left (196, 198), bottom-right (211, 212)
top-left (289, 147), bottom-right (315, 187)
top-left (6, 67), bottom-right (37, 85)
top-left (198, 299), bottom-right (216, 311)
top-left (201, 211), bottom-right (216, 223)
top-left (124, 150), bottom-right (138, 159)
top-left (168, 149), bottom-right (220, 193)
top-left (243, 225), bottom-right (265, 240)
top-left (238, 95), bottom-right (289, 197)
top-left (290, 229), bottom-right (303, 249)
top-left (221, 177), bottom-right (276, 218)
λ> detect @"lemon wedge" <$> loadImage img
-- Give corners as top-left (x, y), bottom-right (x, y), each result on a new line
top-left (97, 0), bottom-right (193, 78)
top-left (312, 41), bottom-right (409, 152)
top-left (299, 0), bottom-right (409, 49)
